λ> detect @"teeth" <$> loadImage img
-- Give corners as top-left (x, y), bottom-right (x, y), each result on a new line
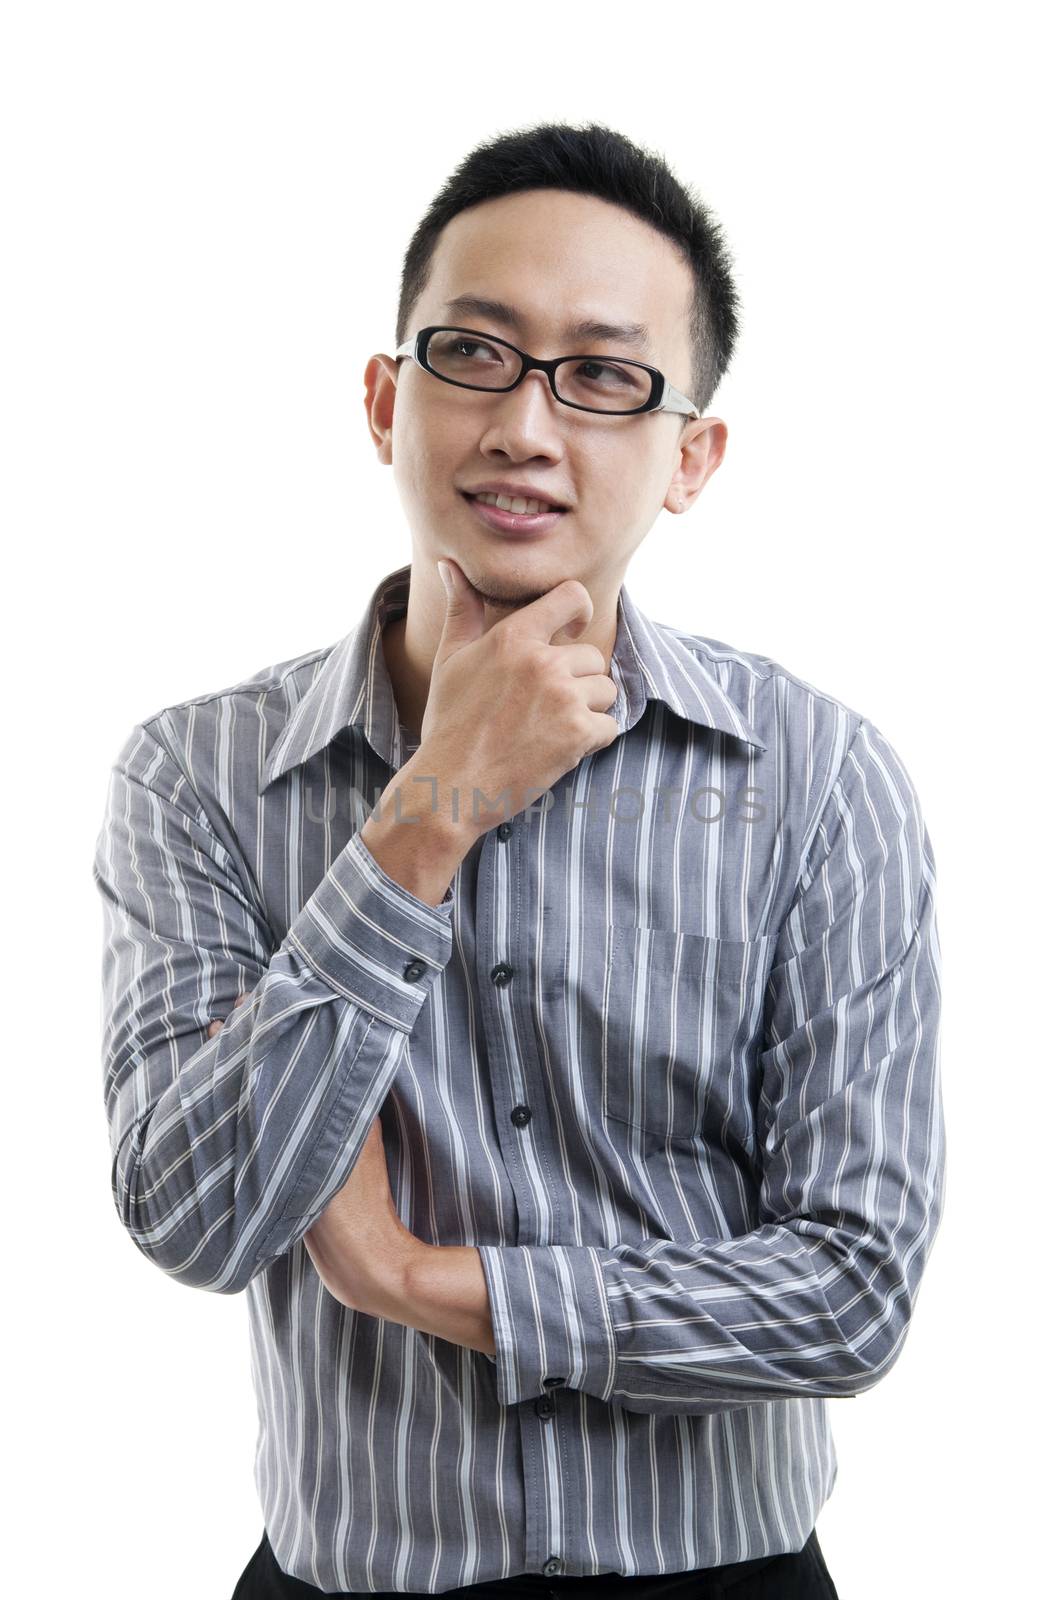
top-left (474, 491), bottom-right (558, 515)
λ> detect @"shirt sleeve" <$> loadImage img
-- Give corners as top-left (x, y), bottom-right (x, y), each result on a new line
top-left (477, 717), bottom-right (946, 1410)
top-left (92, 720), bottom-right (455, 1295)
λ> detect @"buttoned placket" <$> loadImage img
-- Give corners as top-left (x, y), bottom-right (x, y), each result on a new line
top-left (397, 710), bottom-right (569, 1573)
top-left (480, 808), bottom-right (572, 1582)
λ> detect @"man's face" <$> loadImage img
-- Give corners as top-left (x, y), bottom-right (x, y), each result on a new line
top-left (367, 188), bottom-right (724, 614)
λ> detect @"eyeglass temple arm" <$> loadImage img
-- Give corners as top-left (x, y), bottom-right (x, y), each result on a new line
top-left (659, 381), bottom-right (702, 418)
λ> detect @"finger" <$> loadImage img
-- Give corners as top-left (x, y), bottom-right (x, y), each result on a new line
top-left (504, 578), bottom-right (594, 646)
top-left (208, 992), bottom-right (251, 1039)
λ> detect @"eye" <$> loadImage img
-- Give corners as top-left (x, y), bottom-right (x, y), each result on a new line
top-left (437, 335), bottom-right (505, 365)
top-left (572, 360), bottom-right (641, 391)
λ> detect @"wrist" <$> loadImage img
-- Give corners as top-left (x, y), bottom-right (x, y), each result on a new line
top-left (397, 750), bottom-right (485, 849)
top-left (396, 1242), bottom-right (496, 1357)
top-left (405, 744), bottom-right (528, 843)
top-left (359, 759), bottom-right (473, 907)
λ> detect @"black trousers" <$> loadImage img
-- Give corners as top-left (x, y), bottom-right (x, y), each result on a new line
top-left (231, 1527), bottom-right (840, 1599)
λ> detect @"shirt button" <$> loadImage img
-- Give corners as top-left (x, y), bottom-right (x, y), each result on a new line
top-left (490, 961), bottom-right (514, 986)
top-left (510, 1105), bottom-right (532, 1127)
top-left (403, 959), bottom-right (426, 982)
top-left (534, 1395), bottom-right (555, 1419)
top-left (496, 821), bottom-right (513, 840)
top-left (542, 1557), bottom-right (562, 1577)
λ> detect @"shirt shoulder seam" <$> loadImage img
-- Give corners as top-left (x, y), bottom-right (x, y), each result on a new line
top-left (139, 644), bottom-right (333, 733)
top-left (675, 632), bottom-right (868, 728)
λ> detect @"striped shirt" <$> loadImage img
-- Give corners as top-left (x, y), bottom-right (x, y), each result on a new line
top-left (92, 559), bottom-right (945, 1593)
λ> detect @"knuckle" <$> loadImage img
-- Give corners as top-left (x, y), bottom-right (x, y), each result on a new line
top-left (566, 707), bottom-right (588, 742)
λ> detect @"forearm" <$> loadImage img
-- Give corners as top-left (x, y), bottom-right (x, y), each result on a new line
top-left (476, 1218), bottom-right (911, 1414)
top-left (383, 1244), bottom-right (497, 1358)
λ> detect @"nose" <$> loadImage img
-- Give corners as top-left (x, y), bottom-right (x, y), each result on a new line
top-left (479, 367), bottom-right (565, 461)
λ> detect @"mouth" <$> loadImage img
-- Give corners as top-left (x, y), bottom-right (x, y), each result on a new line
top-left (460, 490), bottom-right (569, 537)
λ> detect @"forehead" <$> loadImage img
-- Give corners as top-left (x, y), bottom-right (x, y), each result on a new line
top-left (420, 188), bottom-right (693, 362)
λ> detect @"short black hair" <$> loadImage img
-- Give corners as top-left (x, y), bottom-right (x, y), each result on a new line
top-left (395, 120), bottom-right (741, 415)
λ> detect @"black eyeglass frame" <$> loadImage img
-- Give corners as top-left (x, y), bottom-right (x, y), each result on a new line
top-left (394, 325), bottom-right (702, 418)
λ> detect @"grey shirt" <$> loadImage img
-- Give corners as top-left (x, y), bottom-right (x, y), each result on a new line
top-left (92, 560), bottom-right (944, 1592)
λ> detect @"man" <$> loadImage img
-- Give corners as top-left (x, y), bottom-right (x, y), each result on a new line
top-left (93, 122), bottom-right (943, 1599)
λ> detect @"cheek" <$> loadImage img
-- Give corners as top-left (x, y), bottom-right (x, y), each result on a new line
top-left (591, 446), bottom-right (663, 524)
top-left (393, 410), bottom-right (461, 503)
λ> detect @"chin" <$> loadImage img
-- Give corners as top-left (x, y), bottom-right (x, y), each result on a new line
top-left (474, 579), bottom-right (554, 612)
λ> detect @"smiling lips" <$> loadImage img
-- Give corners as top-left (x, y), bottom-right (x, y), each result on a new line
top-left (471, 490), bottom-right (561, 516)
top-left (461, 479), bottom-right (572, 513)
top-left (461, 491), bottom-right (568, 536)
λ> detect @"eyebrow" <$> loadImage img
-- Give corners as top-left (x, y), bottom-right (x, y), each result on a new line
top-left (441, 294), bottom-right (653, 353)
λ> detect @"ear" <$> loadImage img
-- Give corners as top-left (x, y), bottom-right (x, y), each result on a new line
top-left (664, 416), bottom-right (728, 513)
top-left (364, 354), bottom-right (401, 465)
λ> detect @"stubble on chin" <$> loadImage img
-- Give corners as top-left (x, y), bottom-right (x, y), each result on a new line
top-left (468, 579), bottom-right (555, 614)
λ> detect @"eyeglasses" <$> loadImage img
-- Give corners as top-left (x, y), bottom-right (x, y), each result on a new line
top-left (394, 326), bottom-right (701, 418)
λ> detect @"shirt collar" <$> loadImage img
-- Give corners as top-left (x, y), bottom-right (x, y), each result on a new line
top-left (259, 561), bottom-right (765, 795)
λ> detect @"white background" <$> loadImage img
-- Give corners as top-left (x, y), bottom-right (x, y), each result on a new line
top-left (3, 3), bottom-right (1057, 1595)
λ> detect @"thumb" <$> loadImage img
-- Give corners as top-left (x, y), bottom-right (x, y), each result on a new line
top-left (435, 558), bottom-right (485, 661)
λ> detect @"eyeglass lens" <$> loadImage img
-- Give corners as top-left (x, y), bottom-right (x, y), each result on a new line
top-left (424, 328), bottom-right (654, 413)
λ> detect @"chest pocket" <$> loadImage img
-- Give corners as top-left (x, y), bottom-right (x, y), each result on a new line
top-left (601, 923), bottom-right (778, 1140)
